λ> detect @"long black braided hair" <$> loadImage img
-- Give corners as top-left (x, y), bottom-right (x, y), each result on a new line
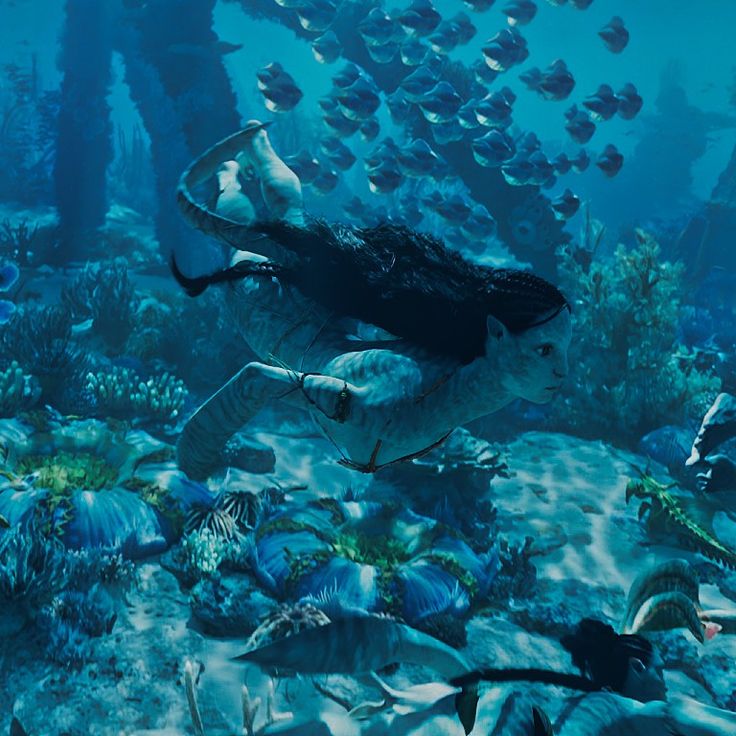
top-left (172, 218), bottom-right (570, 365)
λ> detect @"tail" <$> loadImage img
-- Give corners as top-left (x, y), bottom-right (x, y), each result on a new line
top-left (450, 667), bottom-right (597, 693)
top-left (170, 254), bottom-right (283, 297)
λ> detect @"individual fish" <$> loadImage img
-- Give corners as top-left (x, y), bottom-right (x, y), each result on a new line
top-left (360, 118), bottom-right (380, 141)
top-left (571, 148), bottom-right (590, 172)
top-left (502, 0), bottom-right (537, 26)
top-left (538, 59), bottom-right (575, 101)
top-left (336, 77), bottom-right (381, 121)
top-left (396, 139), bottom-right (441, 177)
top-left (687, 393), bottom-right (736, 465)
top-left (550, 188), bottom-right (580, 220)
top-left (358, 7), bottom-right (400, 47)
top-left (564, 104), bottom-right (596, 144)
top-left (256, 61), bottom-right (285, 89)
top-left (471, 132), bottom-right (514, 168)
top-left (431, 120), bottom-right (466, 145)
top-left (400, 37), bottom-right (429, 66)
top-left (365, 138), bottom-right (400, 170)
top-left (598, 16), bottom-right (629, 53)
top-left (472, 58), bottom-right (499, 85)
top-left (260, 79), bottom-right (303, 113)
top-left (397, 0), bottom-right (442, 37)
top-left (367, 42), bottom-right (400, 64)
top-left (482, 27), bottom-right (528, 72)
top-left (368, 162), bottom-right (404, 194)
top-left (323, 111), bottom-right (362, 136)
top-left (400, 61), bottom-right (442, 102)
top-left (502, 153), bottom-right (536, 186)
top-left (435, 193), bottom-right (472, 224)
top-left (616, 82), bottom-right (643, 120)
top-left (386, 90), bottom-right (412, 124)
top-left (285, 150), bottom-right (321, 185)
top-left (458, 99), bottom-right (481, 129)
top-left (320, 137), bottom-right (356, 170)
top-left (311, 167), bottom-right (340, 194)
top-left (332, 62), bottom-right (362, 89)
top-left (529, 150), bottom-right (555, 186)
top-left (449, 12), bottom-right (477, 44)
top-left (583, 83), bottom-right (618, 121)
top-left (295, 0), bottom-right (337, 33)
top-left (461, 204), bottom-right (497, 240)
top-left (552, 153), bottom-right (571, 175)
top-left (474, 90), bottom-right (514, 128)
top-left (596, 143), bottom-right (623, 177)
top-left (257, 63), bottom-right (303, 112)
top-left (311, 30), bottom-right (342, 64)
top-left (569, 0), bottom-right (593, 8)
top-left (428, 20), bottom-right (462, 54)
top-left (0, 262), bottom-right (19, 292)
top-left (515, 131), bottom-right (541, 153)
top-left (418, 81), bottom-right (462, 124)
top-left (0, 300), bottom-right (15, 325)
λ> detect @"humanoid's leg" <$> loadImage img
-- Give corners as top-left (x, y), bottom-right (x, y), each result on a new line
top-left (177, 363), bottom-right (359, 480)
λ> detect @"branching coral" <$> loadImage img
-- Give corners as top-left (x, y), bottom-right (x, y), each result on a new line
top-left (0, 305), bottom-right (90, 407)
top-left (61, 258), bottom-right (141, 348)
top-left (553, 225), bottom-right (721, 444)
top-left (0, 361), bottom-right (40, 416)
top-left (85, 366), bottom-right (188, 424)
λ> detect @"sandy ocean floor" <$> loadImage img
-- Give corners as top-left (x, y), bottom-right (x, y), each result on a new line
top-left (1, 427), bottom-right (735, 735)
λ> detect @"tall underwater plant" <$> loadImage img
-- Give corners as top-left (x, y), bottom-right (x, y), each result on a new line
top-left (551, 216), bottom-right (720, 445)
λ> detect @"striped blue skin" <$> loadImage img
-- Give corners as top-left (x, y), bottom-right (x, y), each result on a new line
top-left (0, 262), bottom-right (19, 292)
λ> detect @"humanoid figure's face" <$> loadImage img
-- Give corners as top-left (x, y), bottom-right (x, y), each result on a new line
top-left (495, 307), bottom-right (572, 404)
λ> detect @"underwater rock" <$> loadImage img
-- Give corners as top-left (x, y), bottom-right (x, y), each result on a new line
top-left (0, 417), bottom-right (212, 559)
top-left (222, 433), bottom-right (276, 474)
top-left (189, 573), bottom-right (276, 637)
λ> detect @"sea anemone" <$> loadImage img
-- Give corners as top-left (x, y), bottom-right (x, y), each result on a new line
top-left (0, 416), bottom-right (214, 559)
top-left (249, 498), bottom-right (499, 625)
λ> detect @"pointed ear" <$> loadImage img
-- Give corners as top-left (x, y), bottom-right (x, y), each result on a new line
top-left (629, 658), bottom-right (646, 676)
top-left (486, 314), bottom-right (509, 342)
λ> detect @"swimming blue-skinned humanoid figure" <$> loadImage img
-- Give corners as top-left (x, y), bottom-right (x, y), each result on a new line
top-left (172, 122), bottom-right (572, 481)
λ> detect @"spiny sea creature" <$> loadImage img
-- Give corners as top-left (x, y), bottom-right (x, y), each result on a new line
top-left (625, 475), bottom-right (736, 569)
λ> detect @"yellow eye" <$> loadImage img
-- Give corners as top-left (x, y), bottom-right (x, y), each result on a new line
top-left (537, 344), bottom-right (553, 357)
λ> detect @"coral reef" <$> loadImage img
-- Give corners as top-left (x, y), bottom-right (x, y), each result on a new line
top-left (85, 366), bottom-right (188, 425)
top-left (552, 224), bottom-right (721, 444)
top-left (0, 417), bottom-right (213, 558)
top-left (0, 305), bottom-right (91, 409)
top-left (61, 258), bottom-right (141, 348)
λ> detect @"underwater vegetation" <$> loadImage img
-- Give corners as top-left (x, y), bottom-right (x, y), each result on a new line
top-left (0, 417), bottom-right (212, 559)
top-left (551, 216), bottom-right (721, 446)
